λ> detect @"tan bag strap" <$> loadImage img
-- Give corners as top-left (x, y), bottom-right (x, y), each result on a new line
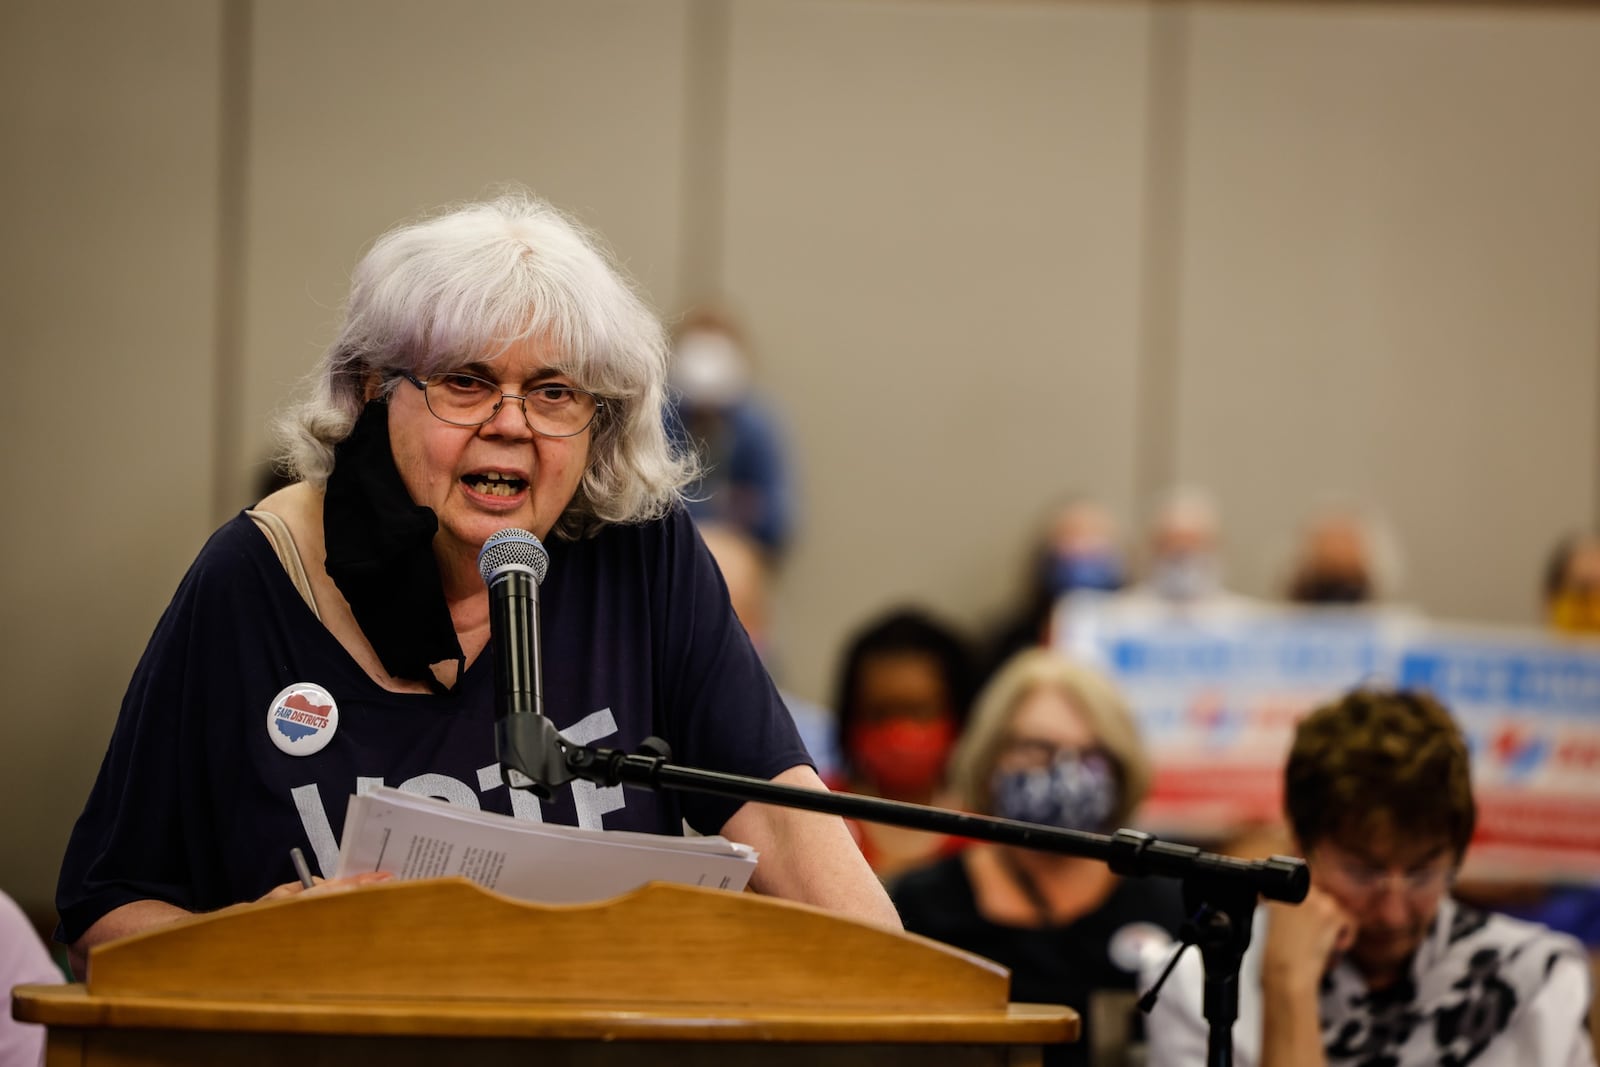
top-left (245, 508), bottom-right (320, 621)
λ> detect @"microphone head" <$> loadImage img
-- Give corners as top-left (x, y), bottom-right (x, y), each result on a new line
top-left (477, 528), bottom-right (549, 587)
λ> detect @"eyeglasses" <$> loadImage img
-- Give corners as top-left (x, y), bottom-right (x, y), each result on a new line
top-left (1321, 854), bottom-right (1456, 899)
top-left (402, 372), bottom-right (603, 438)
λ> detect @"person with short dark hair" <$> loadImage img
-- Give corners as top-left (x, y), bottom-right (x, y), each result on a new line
top-left (831, 608), bottom-right (976, 879)
top-left (1146, 688), bottom-right (1595, 1067)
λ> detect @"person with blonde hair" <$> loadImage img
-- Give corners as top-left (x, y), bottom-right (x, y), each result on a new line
top-left (891, 648), bottom-right (1184, 1066)
top-left (56, 191), bottom-right (897, 974)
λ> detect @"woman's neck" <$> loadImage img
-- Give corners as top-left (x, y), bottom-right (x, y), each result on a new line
top-left (435, 551), bottom-right (491, 663)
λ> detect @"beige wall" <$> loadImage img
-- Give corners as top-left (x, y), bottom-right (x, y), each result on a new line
top-left (1172, 2), bottom-right (1600, 621)
top-left (2, 0), bottom-right (1597, 918)
top-left (719, 0), bottom-right (1154, 704)
top-left (238, 0), bottom-right (696, 505)
top-left (0, 0), bottom-right (224, 918)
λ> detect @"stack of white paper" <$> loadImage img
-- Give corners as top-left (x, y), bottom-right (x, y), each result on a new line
top-left (334, 786), bottom-right (759, 904)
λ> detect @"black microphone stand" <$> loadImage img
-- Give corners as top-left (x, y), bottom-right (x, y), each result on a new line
top-left (499, 724), bottom-right (1307, 1067)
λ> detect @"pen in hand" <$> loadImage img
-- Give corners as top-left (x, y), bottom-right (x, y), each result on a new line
top-left (289, 847), bottom-right (315, 890)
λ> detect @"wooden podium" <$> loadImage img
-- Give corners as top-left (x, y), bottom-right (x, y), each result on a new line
top-left (14, 879), bottom-right (1077, 1065)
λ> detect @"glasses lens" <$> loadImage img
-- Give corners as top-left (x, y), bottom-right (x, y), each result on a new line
top-left (1341, 861), bottom-right (1451, 898)
top-left (1406, 866), bottom-right (1453, 894)
top-left (425, 373), bottom-right (501, 425)
top-left (522, 384), bottom-right (600, 438)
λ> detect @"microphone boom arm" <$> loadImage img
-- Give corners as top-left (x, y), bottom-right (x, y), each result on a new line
top-left (556, 737), bottom-right (1308, 901)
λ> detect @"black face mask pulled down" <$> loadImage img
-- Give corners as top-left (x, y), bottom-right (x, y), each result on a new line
top-left (323, 399), bottom-right (465, 688)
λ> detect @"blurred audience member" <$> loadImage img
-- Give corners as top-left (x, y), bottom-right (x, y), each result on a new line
top-left (1462, 530), bottom-right (1600, 952)
top-left (1125, 486), bottom-right (1248, 611)
top-left (2, 890), bottom-right (62, 1066)
top-left (832, 608), bottom-right (976, 880)
top-left (1530, 526), bottom-right (1600, 946)
top-left (698, 522), bottom-right (840, 779)
top-left (983, 496), bottom-right (1125, 682)
top-left (1145, 688), bottom-right (1595, 1067)
top-left (893, 649), bottom-right (1183, 1067)
top-left (1284, 502), bottom-right (1401, 605)
top-left (1545, 531), bottom-right (1600, 635)
top-left (668, 306), bottom-right (793, 557)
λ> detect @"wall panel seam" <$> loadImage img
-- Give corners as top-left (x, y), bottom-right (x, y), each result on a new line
top-left (1132, 0), bottom-right (1189, 514)
top-left (211, 0), bottom-right (253, 519)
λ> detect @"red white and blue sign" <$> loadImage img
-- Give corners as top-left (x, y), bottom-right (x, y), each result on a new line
top-left (1056, 598), bottom-right (1600, 882)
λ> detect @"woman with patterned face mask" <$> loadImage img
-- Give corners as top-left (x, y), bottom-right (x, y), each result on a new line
top-left (830, 609), bottom-right (975, 881)
top-left (891, 649), bottom-right (1185, 1067)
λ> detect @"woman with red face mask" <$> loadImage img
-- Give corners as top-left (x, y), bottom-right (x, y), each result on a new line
top-left (829, 608), bottom-right (976, 881)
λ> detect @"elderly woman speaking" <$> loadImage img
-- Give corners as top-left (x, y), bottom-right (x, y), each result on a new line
top-left (57, 192), bottom-right (896, 972)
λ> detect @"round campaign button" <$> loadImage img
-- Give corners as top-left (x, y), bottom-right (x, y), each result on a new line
top-left (266, 682), bottom-right (339, 757)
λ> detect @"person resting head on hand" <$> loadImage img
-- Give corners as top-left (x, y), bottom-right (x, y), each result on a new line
top-left (1144, 687), bottom-right (1595, 1067)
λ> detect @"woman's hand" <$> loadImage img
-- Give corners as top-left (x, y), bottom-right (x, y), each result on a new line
top-left (256, 870), bottom-right (393, 903)
top-left (70, 872), bottom-right (396, 978)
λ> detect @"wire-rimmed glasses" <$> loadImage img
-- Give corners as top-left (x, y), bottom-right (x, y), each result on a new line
top-left (401, 372), bottom-right (604, 438)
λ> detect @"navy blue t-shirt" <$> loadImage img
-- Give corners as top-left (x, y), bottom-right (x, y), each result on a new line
top-left (57, 506), bottom-right (809, 944)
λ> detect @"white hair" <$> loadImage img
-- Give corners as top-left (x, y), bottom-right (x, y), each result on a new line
top-left (1149, 484), bottom-right (1221, 538)
top-left (276, 191), bottom-right (697, 539)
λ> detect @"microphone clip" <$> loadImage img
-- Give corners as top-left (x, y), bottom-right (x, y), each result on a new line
top-left (501, 728), bottom-right (675, 799)
top-left (497, 713), bottom-right (576, 800)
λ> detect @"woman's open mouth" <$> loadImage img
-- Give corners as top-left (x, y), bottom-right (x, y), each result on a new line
top-left (462, 471), bottom-right (528, 498)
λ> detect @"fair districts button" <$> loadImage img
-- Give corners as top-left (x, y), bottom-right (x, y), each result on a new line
top-left (266, 682), bottom-right (339, 756)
